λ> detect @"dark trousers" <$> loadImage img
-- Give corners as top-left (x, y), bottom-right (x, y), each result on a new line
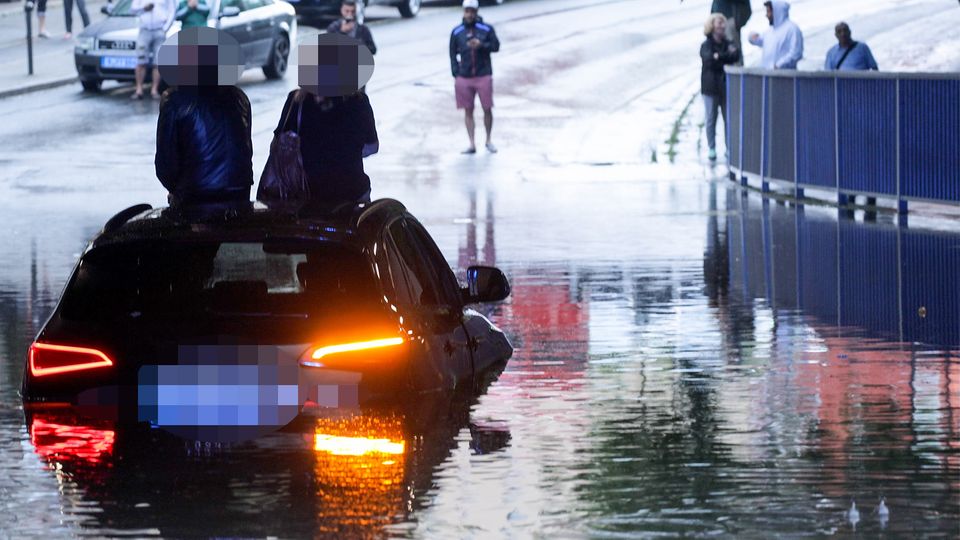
top-left (64, 0), bottom-right (90, 33)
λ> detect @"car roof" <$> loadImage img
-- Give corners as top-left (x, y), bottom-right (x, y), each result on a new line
top-left (89, 199), bottom-right (409, 252)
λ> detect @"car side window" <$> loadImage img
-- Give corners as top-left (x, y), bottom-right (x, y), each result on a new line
top-left (388, 220), bottom-right (440, 307)
top-left (221, 0), bottom-right (243, 12)
top-left (374, 235), bottom-right (411, 306)
top-left (404, 219), bottom-right (463, 307)
top-left (242, 0), bottom-right (265, 9)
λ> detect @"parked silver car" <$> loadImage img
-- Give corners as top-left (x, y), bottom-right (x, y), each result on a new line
top-left (74, 0), bottom-right (296, 92)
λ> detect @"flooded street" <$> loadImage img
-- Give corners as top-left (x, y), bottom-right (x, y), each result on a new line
top-left (1, 0), bottom-right (958, 537)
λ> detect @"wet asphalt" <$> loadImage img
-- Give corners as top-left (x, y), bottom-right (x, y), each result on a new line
top-left (0, 0), bottom-right (958, 537)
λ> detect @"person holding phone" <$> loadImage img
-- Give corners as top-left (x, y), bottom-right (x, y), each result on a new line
top-left (449, 0), bottom-right (500, 154)
top-left (326, 0), bottom-right (376, 55)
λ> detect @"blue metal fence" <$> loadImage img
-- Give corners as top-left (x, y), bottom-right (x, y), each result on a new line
top-left (727, 68), bottom-right (960, 211)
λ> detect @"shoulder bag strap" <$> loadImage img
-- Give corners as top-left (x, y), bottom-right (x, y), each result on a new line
top-left (836, 41), bottom-right (858, 69)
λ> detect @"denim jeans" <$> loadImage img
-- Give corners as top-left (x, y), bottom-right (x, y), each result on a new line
top-left (702, 93), bottom-right (727, 151)
top-left (64, 0), bottom-right (90, 33)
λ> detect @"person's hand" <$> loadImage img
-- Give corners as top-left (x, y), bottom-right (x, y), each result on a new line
top-left (749, 32), bottom-right (759, 41)
top-left (727, 44), bottom-right (737, 54)
top-left (713, 52), bottom-right (719, 60)
top-left (341, 19), bottom-right (355, 33)
top-left (143, 2), bottom-right (154, 10)
top-left (467, 37), bottom-right (481, 49)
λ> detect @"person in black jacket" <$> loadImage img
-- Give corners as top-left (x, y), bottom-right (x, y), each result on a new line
top-left (325, 0), bottom-right (376, 55)
top-left (700, 13), bottom-right (740, 162)
top-left (450, 0), bottom-right (500, 154)
top-left (273, 89), bottom-right (379, 204)
top-left (155, 28), bottom-right (253, 205)
top-left (710, 0), bottom-right (750, 65)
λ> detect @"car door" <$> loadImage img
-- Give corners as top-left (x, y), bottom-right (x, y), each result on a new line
top-left (239, 0), bottom-right (276, 66)
top-left (217, 0), bottom-right (257, 67)
top-left (378, 218), bottom-right (473, 390)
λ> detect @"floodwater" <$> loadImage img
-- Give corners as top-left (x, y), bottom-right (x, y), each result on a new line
top-left (1, 180), bottom-right (957, 538)
top-left (1, 0), bottom-right (959, 535)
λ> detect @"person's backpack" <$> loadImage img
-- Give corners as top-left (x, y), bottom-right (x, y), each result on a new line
top-left (258, 93), bottom-right (310, 201)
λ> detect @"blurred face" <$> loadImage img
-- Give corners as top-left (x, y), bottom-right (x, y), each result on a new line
top-left (712, 17), bottom-right (725, 37)
top-left (835, 24), bottom-right (851, 45)
top-left (463, 8), bottom-right (477, 24)
top-left (341, 3), bottom-right (355, 20)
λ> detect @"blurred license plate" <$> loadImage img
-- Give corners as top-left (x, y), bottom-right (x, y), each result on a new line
top-left (100, 56), bottom-right (137, 69)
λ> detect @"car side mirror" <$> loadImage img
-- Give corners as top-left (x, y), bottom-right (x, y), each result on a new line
top-left (219, 6), bottom-right (240, 17)
top-left (461, 266), bottom-right (510, 304)
top-left (100, 4), bottom-right (110, 14)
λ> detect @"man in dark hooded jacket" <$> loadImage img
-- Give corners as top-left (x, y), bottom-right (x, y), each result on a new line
top-left (155, 28), bottom-right (253, 205)
top-left (710, 0), bottom-right (750, 65)
top-left (450, 0), bottom-right (500, 154)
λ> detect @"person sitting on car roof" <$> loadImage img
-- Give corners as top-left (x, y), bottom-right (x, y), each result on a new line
top-left (260, 33), bottom-right (378, 205)
top-left (155, 28), bottom-right (253, 206)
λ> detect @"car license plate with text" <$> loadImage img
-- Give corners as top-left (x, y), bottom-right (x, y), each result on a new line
top-left (100, 56), bottom-right (137, 69)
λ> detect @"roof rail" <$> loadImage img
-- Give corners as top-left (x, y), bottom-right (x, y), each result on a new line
top-left (102, 204), bottom-right (153, 234)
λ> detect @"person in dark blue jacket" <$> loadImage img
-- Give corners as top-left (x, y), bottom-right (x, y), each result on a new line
top-left (449, 0), bottom-right (500, 154)
top-left (155, 28), bottom-right (253, 206)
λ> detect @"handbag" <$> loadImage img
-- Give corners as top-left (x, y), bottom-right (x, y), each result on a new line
top-left (257, 93), bottom-right (310, 201)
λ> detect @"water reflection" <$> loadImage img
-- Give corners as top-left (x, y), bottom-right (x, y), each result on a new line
top-left (2, 182), bottom-right (959, 536)
top-left (20, 364), bottom-right (509, 538)
top-left (726, 193), bottom-right (960, 347)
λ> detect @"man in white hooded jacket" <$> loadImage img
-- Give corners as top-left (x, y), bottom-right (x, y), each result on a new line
top-left (748, 0), bottom-right (803, 69)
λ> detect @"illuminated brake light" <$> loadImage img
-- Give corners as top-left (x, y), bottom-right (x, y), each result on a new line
top-left (29, 343), bottom-right (114, 377)
top-left (303, 337), bottom-right (404, 366)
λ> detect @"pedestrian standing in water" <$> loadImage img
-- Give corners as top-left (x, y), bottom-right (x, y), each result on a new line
top-left (450, 0), bottom-right (500, 154)
top-left (259, 33), bottom-right (378, 204)
top-left (700, 12), bottom-right (739, 162)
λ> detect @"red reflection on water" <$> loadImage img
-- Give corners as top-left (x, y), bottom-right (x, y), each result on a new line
top-left (499, 273), bottom-right (590, 392)
top-left (29, 415), bottom-right (116, 466)
top-left (794, 339), bottom-right (960, 493)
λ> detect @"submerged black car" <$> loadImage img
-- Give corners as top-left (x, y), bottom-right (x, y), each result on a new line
top-left (21, 199), bottom-right (512, 440)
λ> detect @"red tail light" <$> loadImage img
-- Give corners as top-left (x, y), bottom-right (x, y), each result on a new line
top-left (29, 343), bottom-right (114, 377)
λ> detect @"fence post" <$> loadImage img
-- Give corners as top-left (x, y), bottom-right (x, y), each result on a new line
top-left (895, 77), bottom-right (908, 217)
top-left (761, 76), bottom-right (769, 193)
top-left (739, 71), bottom-right (747, 186)
top-left (834, 75), bottom-right (845, 209)
top-left (794, 76), bottom-right (803, 201)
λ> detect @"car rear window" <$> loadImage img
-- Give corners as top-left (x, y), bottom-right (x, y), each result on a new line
top-left (61, 241), bottom-right (379, 321)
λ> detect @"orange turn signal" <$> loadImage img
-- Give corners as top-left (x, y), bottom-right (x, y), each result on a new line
top-left (29, 343), bottom-right (114, 377)
top-left (302, 337), bottom-right (404, 367)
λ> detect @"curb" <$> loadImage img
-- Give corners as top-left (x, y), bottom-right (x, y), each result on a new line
top-left (0, 74), bottom-right (76, 98)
